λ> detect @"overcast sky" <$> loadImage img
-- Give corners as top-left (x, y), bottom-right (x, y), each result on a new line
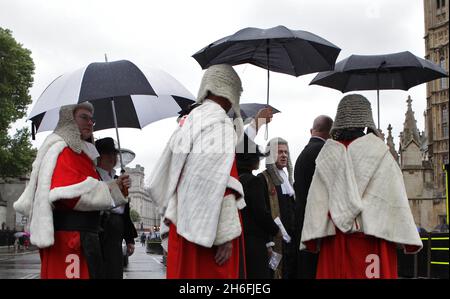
top-left (1, 0), bottom-right (429, 182)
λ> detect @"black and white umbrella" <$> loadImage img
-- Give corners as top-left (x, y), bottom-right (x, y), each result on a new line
top-left (30, 61), bottom-right (194, 132)
top-left (28, 60), bottom-right (194, 169)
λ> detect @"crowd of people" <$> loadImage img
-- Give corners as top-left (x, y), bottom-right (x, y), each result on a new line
top-left (14, 64), bottom-right (422, 279)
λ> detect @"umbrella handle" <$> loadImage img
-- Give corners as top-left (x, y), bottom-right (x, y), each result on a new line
top-left (111, 99), bottom-right (125, 172)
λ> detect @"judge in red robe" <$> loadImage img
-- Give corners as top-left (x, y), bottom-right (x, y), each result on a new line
top-left (300, 94), bottom-right (422, 279)
top-left (14, 102), bottom-right (130, 279)
top-left (148, 64), bottom-right (246, 278)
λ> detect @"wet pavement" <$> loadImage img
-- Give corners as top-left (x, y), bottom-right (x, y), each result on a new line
top-left (124, 243), bottom-right (166, 279)
top-left (0, 243), bottom-right (166, 279)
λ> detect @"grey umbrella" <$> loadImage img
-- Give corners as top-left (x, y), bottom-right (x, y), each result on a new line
top-left (310, 51), bottom-right (448, 128)
top-left (193, 25), bottom-right (340, 138)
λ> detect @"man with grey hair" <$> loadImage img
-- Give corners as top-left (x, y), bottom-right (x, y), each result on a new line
top-left (300, 94), bottom-right (422, 278)
top-left (293, 115), bottom-right (333, 279)
top-left (259, 137), bottom-right (297, 279)
top-left (14, 102), bottom-right (130, 279)
top-left (148, 64), bottom-right (246, 278)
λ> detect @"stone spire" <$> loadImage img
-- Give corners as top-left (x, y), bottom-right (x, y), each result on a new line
top-left (386, 124), bottom-right (399, 162)
top-left (401, 95), bottom-right (421, 147)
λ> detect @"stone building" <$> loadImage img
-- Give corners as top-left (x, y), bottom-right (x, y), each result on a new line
top-left (0, 177), bottom-right (29, 231)
top-left (423, 0), bottom-right (449, 196)
top-left (125, 165), bottom-right (160, 231)
top-left (397, 96), bottom-right (446, 231)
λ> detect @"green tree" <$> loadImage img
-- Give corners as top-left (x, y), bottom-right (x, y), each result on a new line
top-left (0, 27), bottom-right (36, 178)
top-left (130, 209), bottom-right (141, 223)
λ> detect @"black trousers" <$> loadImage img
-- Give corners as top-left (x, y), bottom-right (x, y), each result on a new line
top-left (100, 213), bottom-right (125, 279)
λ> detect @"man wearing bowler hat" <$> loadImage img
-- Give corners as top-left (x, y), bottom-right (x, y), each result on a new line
top-left (95, 137), bottom-right (137, 279)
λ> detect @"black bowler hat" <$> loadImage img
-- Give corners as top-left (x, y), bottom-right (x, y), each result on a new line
top-left (95, 137), bottom-right (119, 155)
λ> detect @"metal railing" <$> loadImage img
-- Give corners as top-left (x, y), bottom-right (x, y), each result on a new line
top-left (398, 232), bottom-right (449, 279)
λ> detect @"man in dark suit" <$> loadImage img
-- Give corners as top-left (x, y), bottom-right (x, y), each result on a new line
top-left (293, 115), bottom-right (333, 278)
top-left (95, 137), bottom-right (138, 279)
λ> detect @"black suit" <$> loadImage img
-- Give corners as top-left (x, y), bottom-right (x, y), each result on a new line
top-left (293, 137), bottom-right (325, 278)
top-left (100, 202), bottom-right (137, 279)
top-left (239, 171), bottom-right (279, 278)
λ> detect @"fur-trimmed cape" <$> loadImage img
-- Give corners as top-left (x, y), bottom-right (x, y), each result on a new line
top-left (148, 100), bottom-right (245, 248)
top-left (300, 133), bottom-right (422, 253)
top-left (14, 133), bottom-right (126, 248)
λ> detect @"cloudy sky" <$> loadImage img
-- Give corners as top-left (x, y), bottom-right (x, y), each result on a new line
top-left (1, 0), bottom-right (429, 181)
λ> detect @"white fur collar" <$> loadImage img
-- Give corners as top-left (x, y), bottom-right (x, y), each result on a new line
top-left (148, 101), bottom-right (245, 247)
top-left (301, 133), bottom-right (422, 253)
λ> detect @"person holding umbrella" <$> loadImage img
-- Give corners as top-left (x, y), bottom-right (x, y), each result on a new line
top-left (148, 64), bottom-right (246, 279)
top-left (95, 137), bottom-right (137, 279)
top-left (14, 102), bottom-right (130, 279)
top-left (300, 94), bottom-right (422, 278)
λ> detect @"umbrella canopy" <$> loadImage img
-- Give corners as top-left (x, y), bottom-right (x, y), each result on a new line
top-left (29, 63), bottom-right (195, 133)
top-left (228, 103), bottom-right (280, 120)
top-left (113, 148), bottom-right (136, 170)
top-left (193, 25), bottom-right (340, 138)
top-left (310, 51), bottom-right (448, 92)
top-left (192, 25), bottom-right (341, 77)
top-left (309, 51), bottom-right (448, 128)
top-left (14, 232), bottom-right (27, 238)
top-left (174, 98), bottom-right (281, 121)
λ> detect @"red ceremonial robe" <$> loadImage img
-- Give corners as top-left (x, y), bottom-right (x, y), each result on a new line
top-left (40, 147), bottom-right (99, 279)
top-left (304, 139), bottom-right (418, 279)
top-left (167, 159), bottom-right (246, 279)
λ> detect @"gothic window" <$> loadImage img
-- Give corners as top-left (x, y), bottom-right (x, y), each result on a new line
top-left (442, 105), bottom-right (449, 138)
top-left (437, 0), bottom-right (441, 8)
top-left (440, 57), bottom-right (447, 89)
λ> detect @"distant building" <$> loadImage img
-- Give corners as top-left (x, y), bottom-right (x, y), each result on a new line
top-left (125, 165), bottom-right (160, 231)
top-left (423, 0), bottom-right (449, 196)
top-left (0, 177), bottom-right (29, 231)
top-left (397, 96), bottom-right (446, 231)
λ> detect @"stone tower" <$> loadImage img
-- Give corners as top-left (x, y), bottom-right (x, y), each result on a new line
top-left (423, 0), bottom-right (449, 196)
top-left (399, 96), bottom-right (445, 231)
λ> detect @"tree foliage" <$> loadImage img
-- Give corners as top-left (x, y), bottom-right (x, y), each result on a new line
top-left (130, 209), bottom-right (141, 223)
top-left (0, 27), bottom-right (36, 178)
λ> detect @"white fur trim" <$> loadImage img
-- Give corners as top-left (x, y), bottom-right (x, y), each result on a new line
top-left (227, 176), bottom-right (246, 210)
top-left (49, 177), bottom-right (127, 211)
top-left (300, 134), bottom-right (423, 252)
top-left (13, 134), bottom-right (67, 248)
top-left (149, 101), bottom-right (239, 248)
top-left (213, 194), bottom-right (242, 246)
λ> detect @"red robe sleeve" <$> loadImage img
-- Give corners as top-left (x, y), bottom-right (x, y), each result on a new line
top-left (50, 147), bottom-right (100, 210)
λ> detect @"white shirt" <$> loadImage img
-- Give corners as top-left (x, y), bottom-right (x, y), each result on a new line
top-left (96, 167), bottom-right (125, 214)
top-left (278, 169), bottom-right (295, 197)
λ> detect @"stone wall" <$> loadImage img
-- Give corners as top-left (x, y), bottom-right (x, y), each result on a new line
top-left (0, 177), bottom-right (29, 230)
top-left (409, 197), bottom-right (447, 231)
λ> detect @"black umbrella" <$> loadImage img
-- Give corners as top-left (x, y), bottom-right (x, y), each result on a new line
top-left (28, 60), bottom-right (195, 170)
top-left (228, 103), bottom-right (280, 121)
top-left (175, 98), bottom-right (280, 121)
top-left (310, 51), bottom-right (448, 128)
top-left (193, 25), bottom-right (340, 103)
top-left (192, 25), bottom-right (340, 138)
